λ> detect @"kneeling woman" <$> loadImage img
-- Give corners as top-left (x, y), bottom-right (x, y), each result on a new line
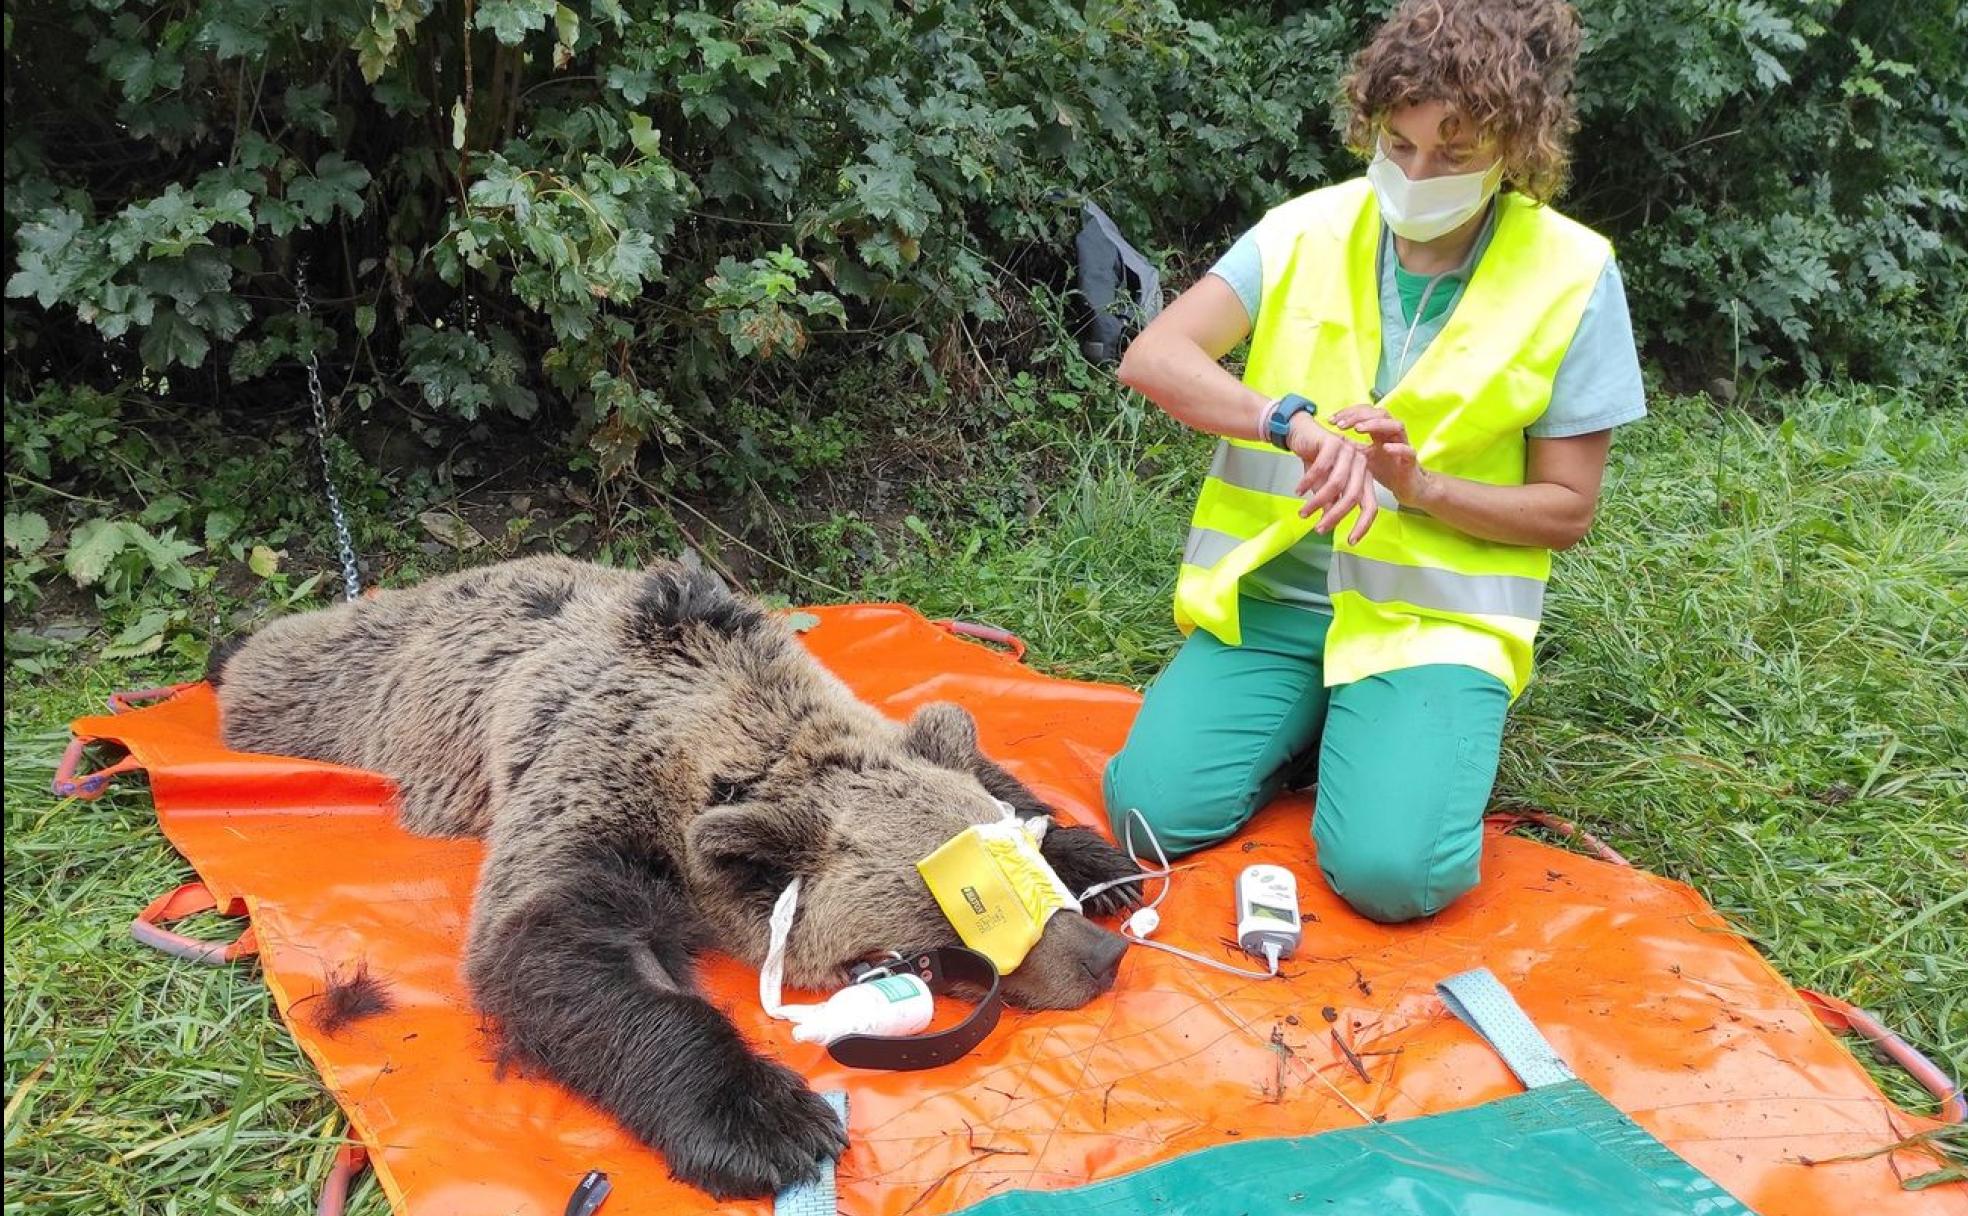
top-left (1106, 0), bottom-right (1644, 922)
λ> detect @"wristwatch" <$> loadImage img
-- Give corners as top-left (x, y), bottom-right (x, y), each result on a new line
top-left (1264, 393), bottom-right (1318, 450)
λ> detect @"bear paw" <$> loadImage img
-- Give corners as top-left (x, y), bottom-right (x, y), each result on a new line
top-left (1082, 877), bottom-right (1147, 919)
top-left (1046, 825), bottom-right (1149, 917)
top-left (662, 1056), bottom-right (848, 1200)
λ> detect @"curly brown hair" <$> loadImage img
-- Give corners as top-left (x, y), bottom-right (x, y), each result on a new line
top-left (1340, 0), bottom-right (1583, 203)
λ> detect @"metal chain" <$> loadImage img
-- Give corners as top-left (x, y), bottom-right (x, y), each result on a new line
top-left (295, 262), bottom-right (363, 603)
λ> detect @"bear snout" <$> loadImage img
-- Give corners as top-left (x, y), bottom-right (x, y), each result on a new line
top-left (1000, 913), bottom-right (1129, 1010)
top-left (1088, 924), bottom-right (1128, 981)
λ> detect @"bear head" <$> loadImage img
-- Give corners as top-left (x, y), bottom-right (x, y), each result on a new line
top-left (685, 702), bottom-right (1129, 1012)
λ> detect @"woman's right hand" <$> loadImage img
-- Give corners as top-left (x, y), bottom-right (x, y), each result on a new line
top-left (1287, 414), bottom-right (1379, 543)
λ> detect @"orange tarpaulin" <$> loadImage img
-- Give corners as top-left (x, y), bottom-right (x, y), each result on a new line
top-left (63, 604), bottom-right (1960, 1215)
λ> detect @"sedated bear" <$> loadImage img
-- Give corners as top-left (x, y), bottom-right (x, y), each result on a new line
top-left (209, 554), bottom-right (1143, 1198)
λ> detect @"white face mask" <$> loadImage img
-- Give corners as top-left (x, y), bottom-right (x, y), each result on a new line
top-left (1367, 142), bottom-right (1504, 243)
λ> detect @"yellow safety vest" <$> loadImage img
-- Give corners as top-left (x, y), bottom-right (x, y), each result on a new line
top-left (1174, 177), bottom-right (1610, 698)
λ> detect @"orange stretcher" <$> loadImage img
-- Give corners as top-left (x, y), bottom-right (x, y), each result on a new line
top-left (58, 604), bottom-right (1962, 1215)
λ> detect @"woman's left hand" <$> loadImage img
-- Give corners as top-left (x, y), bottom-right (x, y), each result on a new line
top-left (1331, 405), bottom-right (1431, 506)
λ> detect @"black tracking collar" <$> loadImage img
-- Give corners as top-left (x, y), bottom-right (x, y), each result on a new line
top-left (825, 947), bottom-right (1003, 1071)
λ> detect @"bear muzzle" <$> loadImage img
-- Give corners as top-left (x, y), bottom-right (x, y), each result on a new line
top-left (999, 911), bottom-right (1130, 1010)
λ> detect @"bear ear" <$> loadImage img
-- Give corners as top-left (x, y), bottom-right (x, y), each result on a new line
top-left (902, 701), bottom-right (980, 768)
top-left (687, 801), bottom-right (829, 896)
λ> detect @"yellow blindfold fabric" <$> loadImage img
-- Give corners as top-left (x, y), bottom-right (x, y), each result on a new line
top-left (916, 807), bottom-right (1082, 973)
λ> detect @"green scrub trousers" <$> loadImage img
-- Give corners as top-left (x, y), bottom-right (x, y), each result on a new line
top-left (1103, 595), bottom-right (1510, 923)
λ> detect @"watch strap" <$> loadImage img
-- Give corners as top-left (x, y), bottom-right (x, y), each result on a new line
top-left (1265, 394), bottom-right (1317, 449)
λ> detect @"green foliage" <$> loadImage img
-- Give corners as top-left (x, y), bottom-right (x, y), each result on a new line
top-left (9, 0), bottom-right (1296, 483)
top-left (403, 322), bottom-right (539, 420)
top-left (1572, 0), bottom-right (1968, 383)
top-left (9, 1), bottom-right (1954, 487)
top-left (2, 386), bottom-right (207, 628)
top-left (703, 248), bottom-right (846, 360)
top-left (0, 381), bottom-right (379, 673)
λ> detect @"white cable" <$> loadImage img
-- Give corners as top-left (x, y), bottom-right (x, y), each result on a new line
top-left (1394, 273), bottom-right (1444, 382)
top-left (1076, 807), bottom-right (1173, 910)
top-left (1084, 810), bottom-right (1286, 982)
top-left (1122, 928), bottom-right (1284, 981)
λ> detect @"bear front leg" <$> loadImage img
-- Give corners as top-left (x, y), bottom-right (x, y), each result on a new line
top-left (465, 839), bottom-right (846, 1199)
top-left (1038, 823), bottom-right (1150, 917)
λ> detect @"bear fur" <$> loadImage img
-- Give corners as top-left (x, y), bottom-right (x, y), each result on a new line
top-left (209, 554), bottom-right (1142, 1198)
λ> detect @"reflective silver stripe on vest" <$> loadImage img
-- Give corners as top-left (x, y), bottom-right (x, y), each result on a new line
top-left (1211, 441), bottom-right (1420, 515)
top-left (1330, 552), bottom-right (1545, 618)
top-left (1183, 526), bottom-right (1243, 569)
top-left (1209, 442), bottom-right (1304, 498)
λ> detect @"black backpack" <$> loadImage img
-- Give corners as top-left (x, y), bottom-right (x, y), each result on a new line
top-left (1072, 200), bottom-right (1163, 365)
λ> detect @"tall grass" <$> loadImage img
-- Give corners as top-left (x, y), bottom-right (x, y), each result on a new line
top-left (3, 715), bottom-right (387, 1213)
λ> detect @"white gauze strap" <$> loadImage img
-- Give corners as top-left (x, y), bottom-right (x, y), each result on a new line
top-left (983, 800), bottom-right (1080, 915)
top-left (761, 879), bottom-right (822, 1023)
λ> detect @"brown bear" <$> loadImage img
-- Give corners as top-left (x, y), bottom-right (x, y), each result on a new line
top-left (208, 554), bottom-right (1143, 1198)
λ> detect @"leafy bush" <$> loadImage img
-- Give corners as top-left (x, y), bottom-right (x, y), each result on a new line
top-left (1570, 0), bottom-right (1968, 384)
top-left (3, 0), bottom-right (1963, 488)
top-left (5, 0), bottom-right (1287, 487)
top-left (0, 377), bottom-right (391, 671)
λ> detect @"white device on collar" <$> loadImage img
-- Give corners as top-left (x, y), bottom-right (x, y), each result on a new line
top-left (760, 878), bottom-right (1009, 1071)
top-left (761, 879), bottom-right (934, 1044)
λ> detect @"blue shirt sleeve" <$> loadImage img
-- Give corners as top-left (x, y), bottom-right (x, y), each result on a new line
top-left (1206, 229), bottom-right (1263, 324)
top-left (1529, 258), bottom-right (1647, 438)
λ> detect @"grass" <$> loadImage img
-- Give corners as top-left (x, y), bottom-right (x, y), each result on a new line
top-left (5, 384), bottom-right (1965, 1209)
top-left (3, 686), bottom-right (387, 1214)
